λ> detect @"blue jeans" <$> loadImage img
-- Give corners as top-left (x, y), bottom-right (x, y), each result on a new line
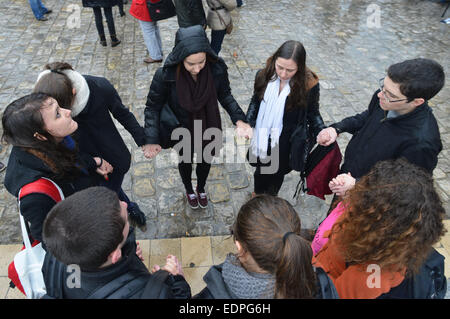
top-left (28, 0), bottom-right (48, 20)
top-left (138, 20), bottom-right (163, 60)
top-left (210, 29), bottom-right (227, 55)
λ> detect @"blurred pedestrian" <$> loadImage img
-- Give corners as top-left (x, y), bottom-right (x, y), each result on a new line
top-left (28, 0), bottom-right (52, 21)
top-left (82, 0), bottom-right (121, 47)
top-left (173, 0), bottom-right (206, 28)
top-left (205, 0), bottom-right (237, 54)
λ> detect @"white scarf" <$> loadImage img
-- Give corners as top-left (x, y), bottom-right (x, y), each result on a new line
top-left (251, 77), bottom-right (290, 159)
top-left (36, 69), bottom-right (90, 117)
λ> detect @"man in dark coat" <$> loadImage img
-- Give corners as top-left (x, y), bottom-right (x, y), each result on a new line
top-left (173, 0), bottom-right (207, 28)
top-left (317, 58), bottom-right (445, 196)
top-left (42, 187), bottom-right (191, 299)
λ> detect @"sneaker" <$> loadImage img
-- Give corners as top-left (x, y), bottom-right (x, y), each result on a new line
top-left (196, 188), bottom-right (208, 209)
top-left (186, 192), bottom-right (199, 209)
top-left (128, 203), bottom-right (147, 227)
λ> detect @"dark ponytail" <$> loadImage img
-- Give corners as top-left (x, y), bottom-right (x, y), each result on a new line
top-left (33, 62), bottom-right (75, 109)
top-left (234, 195), bottom-right (317, 299)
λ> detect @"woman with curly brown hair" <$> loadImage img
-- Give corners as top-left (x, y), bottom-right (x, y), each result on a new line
top-left (312, 158), bottom-right (447, 299)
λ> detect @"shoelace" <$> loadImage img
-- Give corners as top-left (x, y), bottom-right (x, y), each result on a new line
top-left (188, 193), bottom-right (197, 200)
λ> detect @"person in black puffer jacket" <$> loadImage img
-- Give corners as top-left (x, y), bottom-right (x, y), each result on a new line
top-left (42, 187), bottom-right (191, 299)
top-left (82, 0), bottom-right (121, 47)
top-left (142, 25), bottom-right (251, 210)
top-left (2, 93), bottom-right (104, 242)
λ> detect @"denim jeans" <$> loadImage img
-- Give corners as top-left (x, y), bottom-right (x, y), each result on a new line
top-left (138, 20), bottom-right (163, 60)
top-left (210, 29), bottom-right (227, 55)
top-left (28, 0), bottom-right (48, 20)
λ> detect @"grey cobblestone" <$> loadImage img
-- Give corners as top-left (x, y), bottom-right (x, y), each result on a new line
top-left (0, 0), bottom-right (448, 244)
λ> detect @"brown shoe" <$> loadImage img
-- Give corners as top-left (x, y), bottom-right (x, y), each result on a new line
top-left (143, 57), bottom-right (163, 64)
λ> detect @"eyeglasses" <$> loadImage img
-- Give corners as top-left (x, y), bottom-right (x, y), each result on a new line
top-left (378, 78), bottom-right (408, 103)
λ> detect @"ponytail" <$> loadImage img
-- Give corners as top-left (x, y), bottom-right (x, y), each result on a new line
top-left (275, 233), bottom-right (316, 298)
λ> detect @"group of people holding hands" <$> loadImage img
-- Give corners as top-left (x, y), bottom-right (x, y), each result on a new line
top-left (2, 22), bottom-right (447, 298)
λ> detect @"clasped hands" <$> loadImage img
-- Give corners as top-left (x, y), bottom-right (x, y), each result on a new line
top-left (142, 120), bottom-right (253, 159)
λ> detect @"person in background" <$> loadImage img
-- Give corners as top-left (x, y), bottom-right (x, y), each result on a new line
top-left (205, 0), bottom-right (237, 55)
top-left (130, 0), bottom-right (164, 64)
top-left (28, 0), bottom-right (52, 21)
top-left (82, 0), bottom-right (121, 47)
top-left (173, 0), bottom-right (207, 28)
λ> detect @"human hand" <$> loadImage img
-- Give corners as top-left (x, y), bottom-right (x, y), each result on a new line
top-left (142, 144), bottom-right (162, 159)
top-left (329, 173), bottom-right (355, 197)
top-left (152, 254), bottom-right (184, 277)
top-left (235, 120), bottom-right (253, 139)
top-left (136, 242), bottom-right (144, 262)
top-left (94, 157), bottom-right (113, 180)
top-left (317, 127), bottom-right (338, 146)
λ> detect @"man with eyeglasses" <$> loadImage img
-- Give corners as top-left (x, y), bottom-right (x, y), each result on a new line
top-left (316, 58), bottom-right (444, 197)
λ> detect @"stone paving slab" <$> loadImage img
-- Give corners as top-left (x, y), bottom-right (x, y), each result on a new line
top-left (0, 0), bottom-right (448, 244)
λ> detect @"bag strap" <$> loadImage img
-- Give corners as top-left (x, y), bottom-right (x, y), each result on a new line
top-left (140, 270), bottom-right (171, 298)
top-left (87, 271), bottom-right (145, 299)
top-left (207, 0), bottom-right (229, 28)
top-left (17, 178), bottom-right (64, 249)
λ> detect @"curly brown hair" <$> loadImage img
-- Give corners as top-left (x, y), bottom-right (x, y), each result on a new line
top-left (331, 158), bottom-right (447, 276)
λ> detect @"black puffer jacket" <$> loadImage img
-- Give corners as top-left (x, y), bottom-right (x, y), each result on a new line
top-left (144, 25), bottom-right (246, 145)
top-left (82, 0), bottom-right (119, 8)
top-left (331, 90), bottom-right (442, 178)
top-left (173, 0), bottom-right (206, 27)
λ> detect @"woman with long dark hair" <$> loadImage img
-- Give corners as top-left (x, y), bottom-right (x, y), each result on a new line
top-left (2, 93), bottom-right (105, 242)
top-left (194, 195), bottom-right (336, 299)
top-left (143, 25), bottom-right (251, 209)
top-left (246, 40), bottom-right (326, 196)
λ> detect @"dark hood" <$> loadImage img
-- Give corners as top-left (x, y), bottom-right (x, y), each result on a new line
top-left (4, 146), bottom-right (53, 197)
top-left (163, 25), bottom-right (219, 68)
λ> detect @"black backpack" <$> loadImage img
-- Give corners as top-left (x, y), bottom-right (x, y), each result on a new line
top-left (377, 248), bottom-right (447, 299)
top-left (315, 266), bottom-right (339, 299)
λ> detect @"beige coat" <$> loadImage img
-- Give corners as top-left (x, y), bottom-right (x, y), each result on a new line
top-left (205, 0), bottom-right (237, 30)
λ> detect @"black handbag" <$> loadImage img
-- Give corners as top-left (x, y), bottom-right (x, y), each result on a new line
top-left (146, 0), bottom-right (177, 22)
top-left (159, 103), bottom-right (180, 149)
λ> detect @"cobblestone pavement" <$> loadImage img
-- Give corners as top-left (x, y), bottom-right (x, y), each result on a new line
top-left (0, 0), bottom-right (448, 244)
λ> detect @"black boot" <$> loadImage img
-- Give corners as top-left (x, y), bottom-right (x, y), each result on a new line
top-left (99, 35), bottom-right (107, 47)
top-left (111, 35), bottom-right (121, 47)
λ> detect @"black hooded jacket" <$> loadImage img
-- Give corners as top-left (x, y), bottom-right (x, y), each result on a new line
top-left (144, 25), bottom-right (246, 145)
top-left (4, 147), bottom-right (97, 242)
top-left (42, 230), bottom-right (192, 299)
top-left (331, 90), bottom-right (442, 178)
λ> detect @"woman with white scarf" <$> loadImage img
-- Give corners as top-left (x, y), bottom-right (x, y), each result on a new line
top-left (246, 41), bottom-right (326, 196)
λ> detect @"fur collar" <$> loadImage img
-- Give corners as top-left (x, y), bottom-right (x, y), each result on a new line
top-left (36, 69), bottom-right (90, 117)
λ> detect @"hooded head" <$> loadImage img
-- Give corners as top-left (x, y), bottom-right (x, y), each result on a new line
top-left (164, 25), bottom-right (219, 68)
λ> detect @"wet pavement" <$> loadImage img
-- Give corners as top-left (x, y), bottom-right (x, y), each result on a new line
top-left (0, 0), bottom-right (449, 244)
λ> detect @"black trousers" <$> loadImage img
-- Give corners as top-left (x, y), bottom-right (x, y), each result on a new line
top-left (92, 7), bottom-right (116, 38)
top-left (253, 166), bottom-right (285, 196)
top-left (178, 149), bottom-right (211, 194)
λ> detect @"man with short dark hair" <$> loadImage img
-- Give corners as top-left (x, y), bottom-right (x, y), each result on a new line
top-left (41, 186), bottom-right (191, 299)
top-left (317, 58), bottom-right (445, 196)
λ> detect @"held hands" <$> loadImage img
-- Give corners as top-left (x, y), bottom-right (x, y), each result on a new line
top-left (235, 120), bottom-right (253, 140)
top-left (329, 172), bottom-right (356, 197)
top-left (151, 254), bottom-right (184, 277)
top-left (142, 144), bottom-right (162, 159)
top-left (94, 157), bottom-right (113, 180)
top-left (317, 127), bottom-right (338, 146)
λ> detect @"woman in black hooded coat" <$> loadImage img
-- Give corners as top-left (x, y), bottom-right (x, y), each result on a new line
top-left (82, 0), bottom-right (121, 47)
top-left (142, 25), bottom-right (251, 209)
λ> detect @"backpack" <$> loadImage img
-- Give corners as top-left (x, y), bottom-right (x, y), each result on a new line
top-left (315, 266), bottom-right (339, 299)
top-left (377, 248), bottom-right (447, 299)
top-left (8, 178), bottom-right (64, 298)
